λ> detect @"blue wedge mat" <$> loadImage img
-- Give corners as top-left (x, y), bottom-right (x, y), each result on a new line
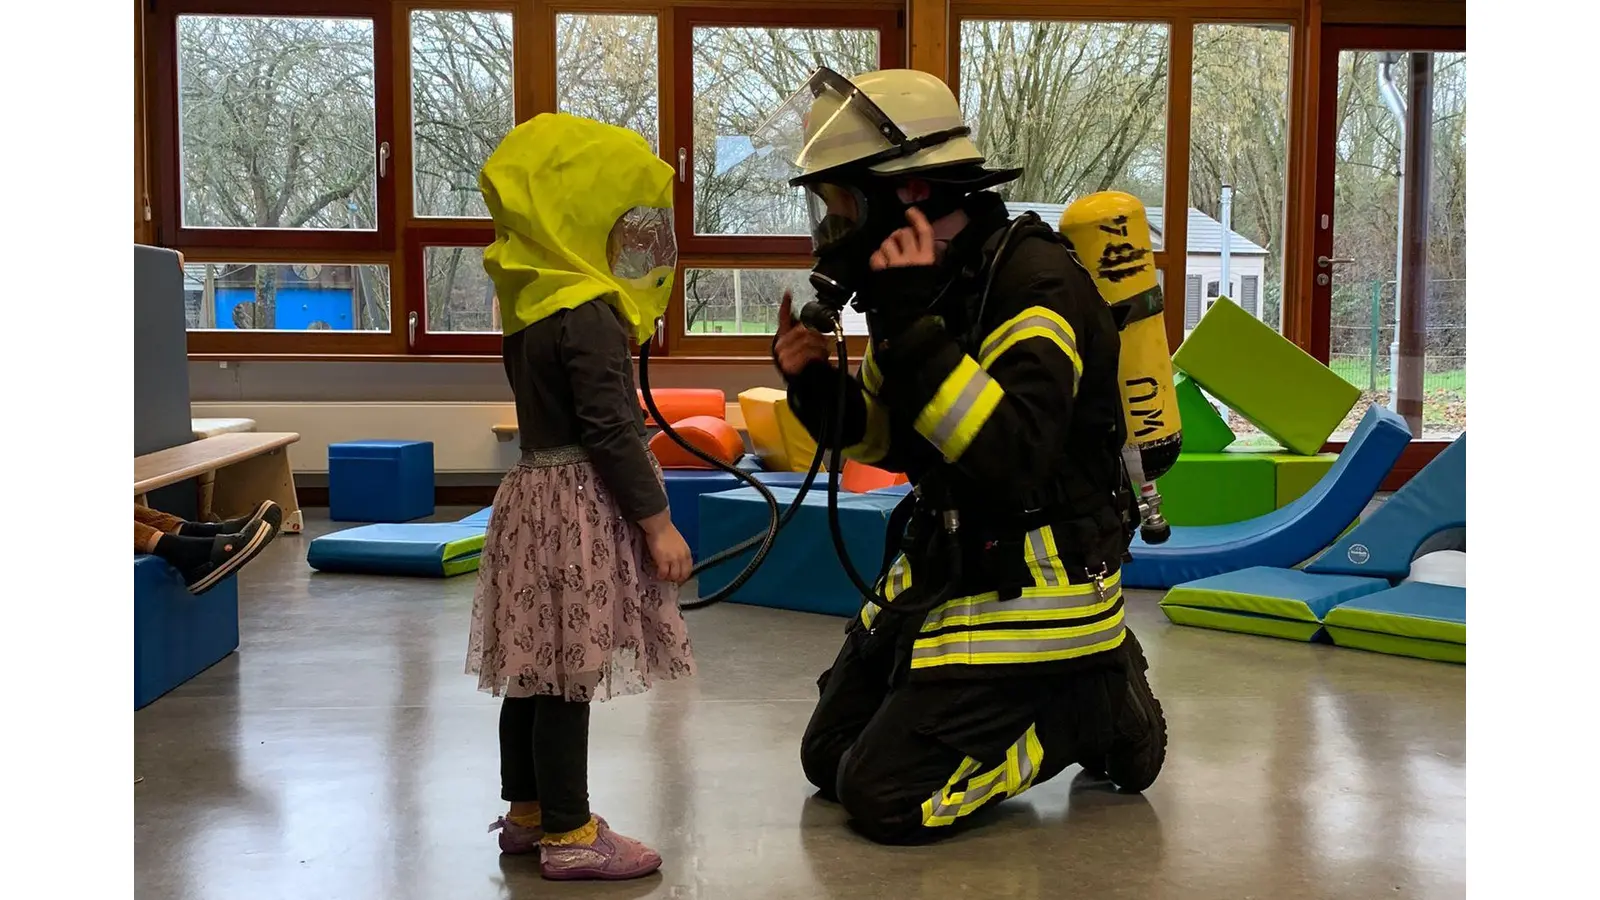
top-left (697, 486), bottom-right (905, 616)
top-left (1123, 406), bottom-right (1412, 589)
top-left (458, 506), bottom-right (494, 526)
top-left (307, 522), bottom-right (486, 577)
top-left (135, 555), bottom-right (239, 709)
top-left (1306, 434), bottom-right (1465, 579)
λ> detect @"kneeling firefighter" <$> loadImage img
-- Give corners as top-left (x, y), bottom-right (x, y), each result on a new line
top-left (761, 67), bottom-right (1168, 844)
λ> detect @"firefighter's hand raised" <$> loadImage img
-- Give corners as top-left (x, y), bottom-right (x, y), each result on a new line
top-left (773, 292), bottom-right (834, 378)
top-left (871, 207), bottom-right (938, 270)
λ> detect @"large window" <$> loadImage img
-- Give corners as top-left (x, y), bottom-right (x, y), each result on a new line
top-left (958, 20), bottom-right (1169, 247)
top-left (556, 13), bottom-right (660, 148)
top-left (410, 9), bottom-right (513, 219)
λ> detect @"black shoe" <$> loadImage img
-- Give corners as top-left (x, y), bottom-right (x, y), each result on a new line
top-left (183, 520), bottom-right (276, 595)
top-left (183, 500), bottom-right (283, 540)
top-left (1103, 630), bottom-right (1167, 793)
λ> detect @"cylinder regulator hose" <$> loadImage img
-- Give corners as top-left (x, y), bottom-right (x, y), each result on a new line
top-left (637, 336), bottom-right (828, 611)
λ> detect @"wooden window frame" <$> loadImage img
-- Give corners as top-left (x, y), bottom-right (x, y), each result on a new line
top-left (666, 5), bottom-right (904, 360)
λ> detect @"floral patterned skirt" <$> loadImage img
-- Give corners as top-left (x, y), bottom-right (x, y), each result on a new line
top-left (466, 455), bottom-right (695, 702)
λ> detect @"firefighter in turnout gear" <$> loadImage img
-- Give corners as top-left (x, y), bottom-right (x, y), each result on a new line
top-left (761, 67), bottom-right (1168, 844)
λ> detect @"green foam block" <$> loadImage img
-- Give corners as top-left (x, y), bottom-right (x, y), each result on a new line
top-left (1172, 373), bottom-right (1235, 453)
top-left (1324, 627), bottom-right (1465, 663)
top-left (1174, 298), bottom-right (1360, 455)
top-left (1269, 453), bottom-right (1338, 506)
top-left (1161, 605), bottom-right (1325, 642)
top-left (1154, 452), bottom-right (1276, 526)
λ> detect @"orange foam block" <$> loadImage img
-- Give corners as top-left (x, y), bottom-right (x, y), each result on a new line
top-left (649, 415), bottom-right (745, 470)
top-left (637, 388), bottom-right (725, 427)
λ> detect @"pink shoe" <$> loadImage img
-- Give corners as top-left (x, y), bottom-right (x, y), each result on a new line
top-left (540, 817), bottom-right (662, 881)
top-left (487, 816), bottom-right (542, 855)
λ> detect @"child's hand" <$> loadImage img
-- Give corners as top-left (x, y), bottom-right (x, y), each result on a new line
top-left (640, 512), bottom-right (693, 584)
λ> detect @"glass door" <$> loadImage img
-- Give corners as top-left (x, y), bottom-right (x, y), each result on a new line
top-left (1313, 27), bottom-right (1466, 441)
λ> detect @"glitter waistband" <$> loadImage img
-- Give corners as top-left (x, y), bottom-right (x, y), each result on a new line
top-left (517, 445), bottom-right (589, 468)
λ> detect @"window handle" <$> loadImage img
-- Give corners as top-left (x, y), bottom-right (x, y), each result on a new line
top-left (678, 148), bottom-right (687, 183)
top-left (408, 311), bottom-right (417, 347)
top-left (379, 141), bottom-right (391, 178)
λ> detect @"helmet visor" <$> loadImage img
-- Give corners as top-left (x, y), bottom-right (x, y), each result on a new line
top-left (608, 206), bottom-right (677, 284)
top-left (752, 67), bottom-right (906, 185)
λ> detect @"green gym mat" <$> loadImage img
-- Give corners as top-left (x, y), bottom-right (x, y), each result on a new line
top-left (1268, 453), bottom-right (1338, 506)
top-left (1155, 452), bottom-right (1276, 526)
top-left (1323, 627), bottom-right (1466, 663)
top-left (1173, 298), bottom-right (1360, 455)
top-left (1172, 372), bottom-right (1235, 453)
top-left (1160, 605), bottom-right (1325, 642)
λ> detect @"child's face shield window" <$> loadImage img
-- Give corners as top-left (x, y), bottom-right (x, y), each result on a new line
top-left (609, 207), bottom-right (677, 284)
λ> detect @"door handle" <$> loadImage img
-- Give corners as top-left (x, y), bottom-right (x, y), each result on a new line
top-left (1317, 255), bottom-right (1355, 268)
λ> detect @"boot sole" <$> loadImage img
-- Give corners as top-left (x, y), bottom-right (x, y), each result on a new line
top-left (1106, 632), bottom-right (1167, 793)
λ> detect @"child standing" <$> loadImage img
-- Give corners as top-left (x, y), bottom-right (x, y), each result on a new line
top-left (466, 113), bottom-right (696, 881)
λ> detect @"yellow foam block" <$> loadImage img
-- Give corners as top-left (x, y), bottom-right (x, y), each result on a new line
top-left (737, 387), bottom-right (819, 473)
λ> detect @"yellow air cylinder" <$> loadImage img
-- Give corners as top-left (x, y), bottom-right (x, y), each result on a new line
top-left (1059, 191), bottom-right (1183, 543)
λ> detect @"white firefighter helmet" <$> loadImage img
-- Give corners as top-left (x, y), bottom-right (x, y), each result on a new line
top-left (755, 67), bottom-right (985, 185)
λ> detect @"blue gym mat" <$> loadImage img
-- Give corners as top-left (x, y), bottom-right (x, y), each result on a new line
top-left (1160, 566), bottom-right (1388, 642)
top-left (307, 521), bottom-right (487, 577)
top-left (1122, 406), bottom-right (1413, 589)
top-left (1307, 434), bottom-right (1465, 579)
top-left (1324, 581), bottom-right (1466, 663)
top-left (697, 486), bottom-right (906, 617)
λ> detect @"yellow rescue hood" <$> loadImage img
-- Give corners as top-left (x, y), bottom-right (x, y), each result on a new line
top-left (480, 113), bottom-right (676, 343)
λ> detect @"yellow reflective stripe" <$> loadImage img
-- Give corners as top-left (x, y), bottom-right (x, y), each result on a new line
top-left (844, 388), bottom-right (893, 463)
top-left (978, 306), bottom-right (1083, 379)
top-left (1022, 526), bottom-right (1070, 588)
top-left (920, 726), bottom-right (1044, 828)
top-left (860, 555), bottom-right (911, 628)
top-left (919, 570), bottom-right (1122, 631)
top-left (913, 356), bottom-right (1005, 462)
top-left (909, 611), bottom-right (1128, 669)
top-left (861, 348), bottom-right (883, 392)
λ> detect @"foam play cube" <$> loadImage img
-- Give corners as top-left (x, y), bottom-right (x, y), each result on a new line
top-left (135, 556), bottom-right (240, 709)
top-left (1270, 453), bottom-right (1339, 507)
top-left (328, 440), bottom-right (435, 522)
top-left (1173, 298), bottom-right (1360, 455)
top-left (1159, 566), bottom-right (1388, 642)
top-left (1155, 452), bottom-right (1277, 526)
top-left (697, 486), bottom-right (905, 617)
top-left (638, 388), bottom-right (726, 426)
top-left (1323, 582), bottom-right (1466, 663)
top-left (1172, 372), bottom-right (1235, 453)
top-left (307, 523), bottom-right (486, 577)
top-left (738, 387), bottom-right (820, 473)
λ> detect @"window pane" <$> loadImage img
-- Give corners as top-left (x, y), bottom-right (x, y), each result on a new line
top-left (683, 268), bottom-right (869, 336)
top-left (183, 263), bottom-right (390, 331)
top-left (959, 20), bottom-right (1168, 248)
top-left (1190, 24), bottom-right (1291, 342)
top-left (411, 10), bottom-right (514, 218)
top-left (424, 246), bottom-right (498, 333)
top-left (692, 27), bottom-right (880, 237)
top-left (557, 14), bottom-right (660, 149)
top-left (1329, 51), bottom-right (1466, 441)
top-left (177, 16), bottom-right (376, 230)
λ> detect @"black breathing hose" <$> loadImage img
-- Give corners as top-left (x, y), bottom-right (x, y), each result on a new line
top-left (637, 337), bottom-right (828, 611)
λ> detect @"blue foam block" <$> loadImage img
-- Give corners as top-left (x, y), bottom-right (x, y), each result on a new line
top-left (328, 440), bottom-right (435, 523)
top-left (1122, 406), bottom-right (1412, 589)
top-left (134, 556), bottom-right (239, 709)
top-left (697, 486), bottom-right (905, 616)
top-left (664, 470), bottom-right (818, 554)
top-left (1307, 434), bottom-right (1466, 579)
top-left (458, 506), bottom-right (494, 526)
top-left (307, 523), bottom-right (486, 577)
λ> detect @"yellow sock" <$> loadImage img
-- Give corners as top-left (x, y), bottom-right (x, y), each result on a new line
top-left (541, 816), bottom-right (599, 846)
top-left (507, 804), bottom-right (541, 829)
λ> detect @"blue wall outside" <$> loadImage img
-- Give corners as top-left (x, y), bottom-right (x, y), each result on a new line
top-left (215, 287), bottom-right (357, 330)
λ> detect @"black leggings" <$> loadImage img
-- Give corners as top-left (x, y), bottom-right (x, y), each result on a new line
top-left (499, 696), bottom-right (592, 834)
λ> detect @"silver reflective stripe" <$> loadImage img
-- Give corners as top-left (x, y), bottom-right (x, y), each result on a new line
top-left (979, 313), bottom-right (1079, 366)
top-left (919, 585), bottom-right (1114, 633)
top-left (911, 618), bottom-right (1126, 666)
top-left (1025, 529), bottom-right (1059, 587)
top-left (927, 369), bottom-right (995, 452)
top-left (922, 731), bottom-right (1037, 823)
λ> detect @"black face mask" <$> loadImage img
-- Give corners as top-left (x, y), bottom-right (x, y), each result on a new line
top-left (805, 181), bottom-right (965, 323)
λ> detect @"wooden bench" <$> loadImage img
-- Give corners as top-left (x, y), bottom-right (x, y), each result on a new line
top-left (493, 403), bottom-right (747, 442)
top-left (136, 432), bottom-right (304, 534)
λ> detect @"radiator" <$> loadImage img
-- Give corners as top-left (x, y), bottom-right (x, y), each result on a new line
top-left (189, 402), bottom-right (521, 474)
